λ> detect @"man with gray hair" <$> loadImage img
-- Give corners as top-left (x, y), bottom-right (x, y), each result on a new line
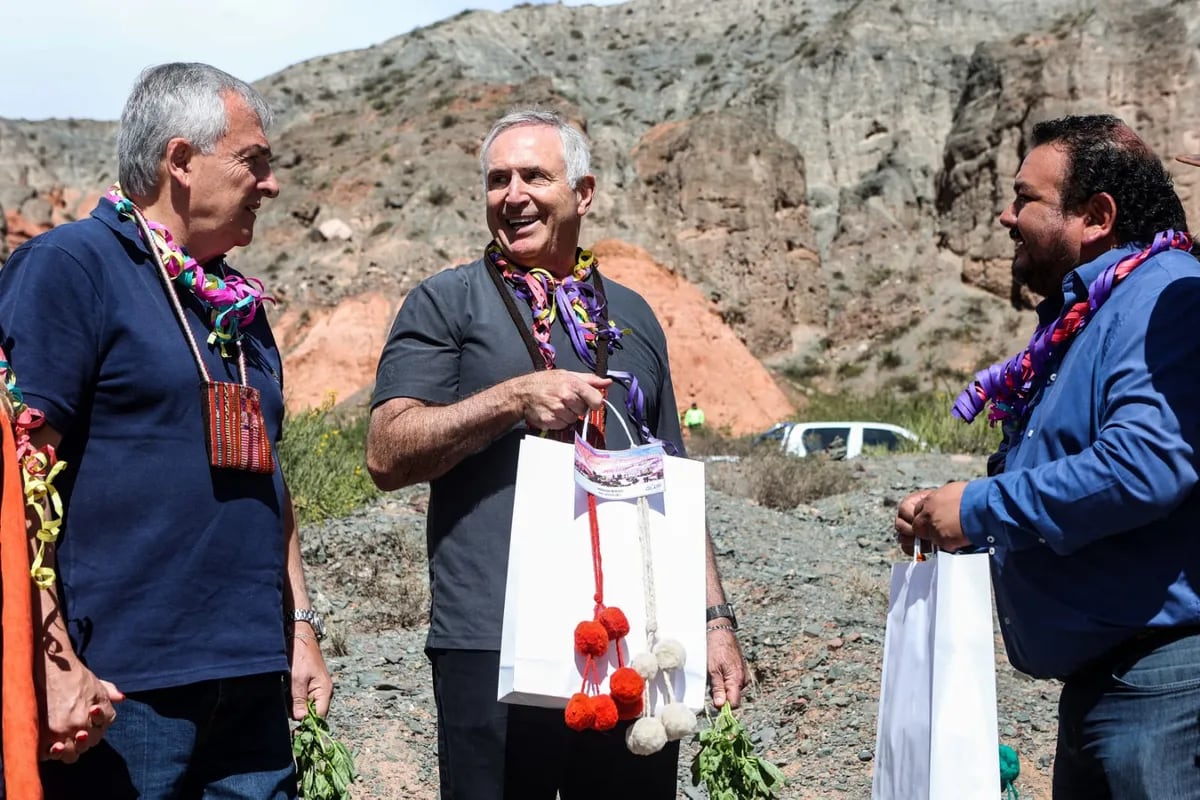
top-left (367, 108), bottom-right (746, 797)
top-left (0, 62), bottom-right (331, 797)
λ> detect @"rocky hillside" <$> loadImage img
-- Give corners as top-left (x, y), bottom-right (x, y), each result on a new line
top-left (3, 0), bottom-right (1199, 419)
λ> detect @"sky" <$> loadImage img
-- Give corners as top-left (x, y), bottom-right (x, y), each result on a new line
top-left (2, 0), bottom-right (626, 121)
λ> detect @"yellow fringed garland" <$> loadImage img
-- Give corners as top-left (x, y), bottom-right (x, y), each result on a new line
top-left (0, 353), bottom-right (66, 588)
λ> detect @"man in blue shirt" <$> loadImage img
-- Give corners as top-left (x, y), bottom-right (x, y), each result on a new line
top-left (0, 63), bottom-right (332, 798)
top-left (895, 115), bottom-right (1200, 797)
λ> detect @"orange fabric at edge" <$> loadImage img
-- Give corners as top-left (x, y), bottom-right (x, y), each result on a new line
top-left (1, 406), bottom-right (42, 798)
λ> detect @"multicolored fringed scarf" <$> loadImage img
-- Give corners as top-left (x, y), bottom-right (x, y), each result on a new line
top-left (953, 230), bottom-right (1192, 425)
top-left (486, 242), bottom-right (675, 453)
top-left (487, 242), bottom-right (625, 369)
top-left (105, 184), bottom-right (272, 354)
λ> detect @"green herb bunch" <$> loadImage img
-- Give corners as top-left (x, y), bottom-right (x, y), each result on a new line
top-left (293, 700), bottom-right (357, 799)
top-left (691, 703), bottom-right (786, 799)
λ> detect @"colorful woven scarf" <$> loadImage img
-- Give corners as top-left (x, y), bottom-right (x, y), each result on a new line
top-left (105, 184), bottom-right (272, 355)
top-left (487, 241), bottom-right (625, 369)
top-left (487, 242), bottom-right (676, 454)
top-left (953, 230), bottom-right (1192, 425)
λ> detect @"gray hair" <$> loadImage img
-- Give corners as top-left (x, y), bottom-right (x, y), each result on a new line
top-left (117, 62), bottom-right (273, 197)
top-left (479, 108), bottom-right (591, 192)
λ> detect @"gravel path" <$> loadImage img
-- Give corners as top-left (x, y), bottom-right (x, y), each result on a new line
top-left (301, 453), bottom-right (1059, 799)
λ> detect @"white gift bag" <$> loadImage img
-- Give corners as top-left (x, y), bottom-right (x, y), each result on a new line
top-left (872, 551), bottom-right (1000, 800)
top-left (498, 434), bottom-right (708, 712)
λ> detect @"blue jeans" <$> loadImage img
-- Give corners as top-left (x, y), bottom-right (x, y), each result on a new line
top-left (40, 672), bottom-right (297, 800)
top-left (1055, 629), bottom-right (1200, 799)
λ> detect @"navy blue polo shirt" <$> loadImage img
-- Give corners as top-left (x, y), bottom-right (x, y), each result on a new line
top-left (0, 200), bottom-right (289, 691)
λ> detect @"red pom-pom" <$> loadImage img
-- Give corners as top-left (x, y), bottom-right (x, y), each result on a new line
top-left (615, 694), bottom-right (644, 721)
top-left (564, 693), bottom-right (596, 731)
top-left (609, 666), bottom-right (644, 705)
top-left (591, 694), bottom-right (618, 731)
top-left (574, 620), bottom-right (609, 657)
top-left (598, 606), bottom-right (631, 639)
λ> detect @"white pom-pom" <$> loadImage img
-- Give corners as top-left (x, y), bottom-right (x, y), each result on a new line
top-left (653, 639), bottom-right (687, 671)
top-left (626, 716), bottom-right (668, 755)
top-left (631, 651), bottom-right (659, 681)
top-left (659, 702), bottom-right (697, 740)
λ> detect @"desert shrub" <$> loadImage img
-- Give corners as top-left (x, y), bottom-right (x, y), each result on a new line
top-left (427, 185), bottom-right (453, 207)
top-left (901, 394), bottom-right (1004, 456)
top-left (745, 451), bottom-right (856, 510)
top-left (281, 398), bottom-right (379, 523)
top-left (697, 433), bottom-right (857, 510)
top-left (780, 355), bottom-right (827, 381)
top-left (877, 349), bottom-right (902, 370)
top-left (836, 361), bottom-right (866, 378)
top-left (683, 427), bottom-right (758, 459)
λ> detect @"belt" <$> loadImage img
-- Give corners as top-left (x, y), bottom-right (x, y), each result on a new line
top-left (1074, 626), bottom-right (1200, 678)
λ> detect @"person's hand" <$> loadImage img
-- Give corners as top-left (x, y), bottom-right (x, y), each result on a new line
top-left (38, 654), bottom-right (123, 763)
top-left (288, 630), bottom-right (333, 719)
top-left (912, 481), bottom-right (972, 552)
top-left (706, 628), bottom-right (748, 709)
top-left (514, 371), bottom-right (611, 431)
top-left (894, 489), bottom-right (934, 555)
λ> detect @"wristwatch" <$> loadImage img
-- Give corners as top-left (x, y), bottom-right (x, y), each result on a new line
top-left (291, 608), bottom-right (327, 641)
top-left (705, 602), bottom-right (739, 631)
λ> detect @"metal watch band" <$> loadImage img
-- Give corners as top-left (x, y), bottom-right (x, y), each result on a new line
top-left (705, 602), bottom-right (738, 630)
top-left (291, 608), bottom-right (326, 641)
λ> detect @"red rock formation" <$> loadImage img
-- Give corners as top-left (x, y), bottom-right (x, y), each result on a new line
top-left (277, 241), bottom-right (794, 437)
top-left (592, 239), bottom-right (794, 436)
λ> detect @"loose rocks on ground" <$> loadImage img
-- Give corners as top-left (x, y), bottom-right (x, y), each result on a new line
top-left (303, 454), bottom-right (1058, 799)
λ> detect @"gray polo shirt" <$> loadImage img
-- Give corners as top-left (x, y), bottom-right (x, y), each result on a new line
top-left (372, 257), bottom-right (686, 650)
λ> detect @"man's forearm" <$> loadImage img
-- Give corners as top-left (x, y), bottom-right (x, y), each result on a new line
top-left (33, 548), bottom-right (76, 669)
top-left (367, 380), bottom-right (525, 490)
top-left (281, 483), bottom-right (315, 616)
top-left (704, 530), bottom-right (729, 609)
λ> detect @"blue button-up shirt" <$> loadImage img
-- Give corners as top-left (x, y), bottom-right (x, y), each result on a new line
top-left (960, 243), bottom-right (1200, 679)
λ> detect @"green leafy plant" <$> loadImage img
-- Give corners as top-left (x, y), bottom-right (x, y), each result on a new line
top-left (279, 398), bottom-right (379, 524)
top-left (691, 704), bottom-right (785, 799)
top-left (293, 700), bottom-right (357, 799)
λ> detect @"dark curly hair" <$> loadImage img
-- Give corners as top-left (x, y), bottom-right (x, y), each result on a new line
top-left (1031, 115), bottom-right (1188, 245)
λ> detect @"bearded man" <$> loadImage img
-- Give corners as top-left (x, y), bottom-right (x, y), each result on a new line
top-left (896, 115), bottom-right (1200, 798)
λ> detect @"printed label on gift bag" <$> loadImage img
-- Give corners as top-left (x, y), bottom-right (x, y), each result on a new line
top-left (200, 381), bottom-right (276, 474)
top-left (573, 434), bottom-right (665, 500)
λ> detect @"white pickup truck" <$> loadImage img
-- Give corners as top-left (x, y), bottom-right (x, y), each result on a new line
top-left (755, 421), bottom-right (921, 459)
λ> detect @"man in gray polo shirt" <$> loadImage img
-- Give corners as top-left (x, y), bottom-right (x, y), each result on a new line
top-left (367, 108), bottom-right (746, 799)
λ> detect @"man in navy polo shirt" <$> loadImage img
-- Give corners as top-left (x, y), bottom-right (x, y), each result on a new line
top-left (896, 115), bottom-right (1200, 797)
top-left (0, 63), bottom-right (331, 798)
